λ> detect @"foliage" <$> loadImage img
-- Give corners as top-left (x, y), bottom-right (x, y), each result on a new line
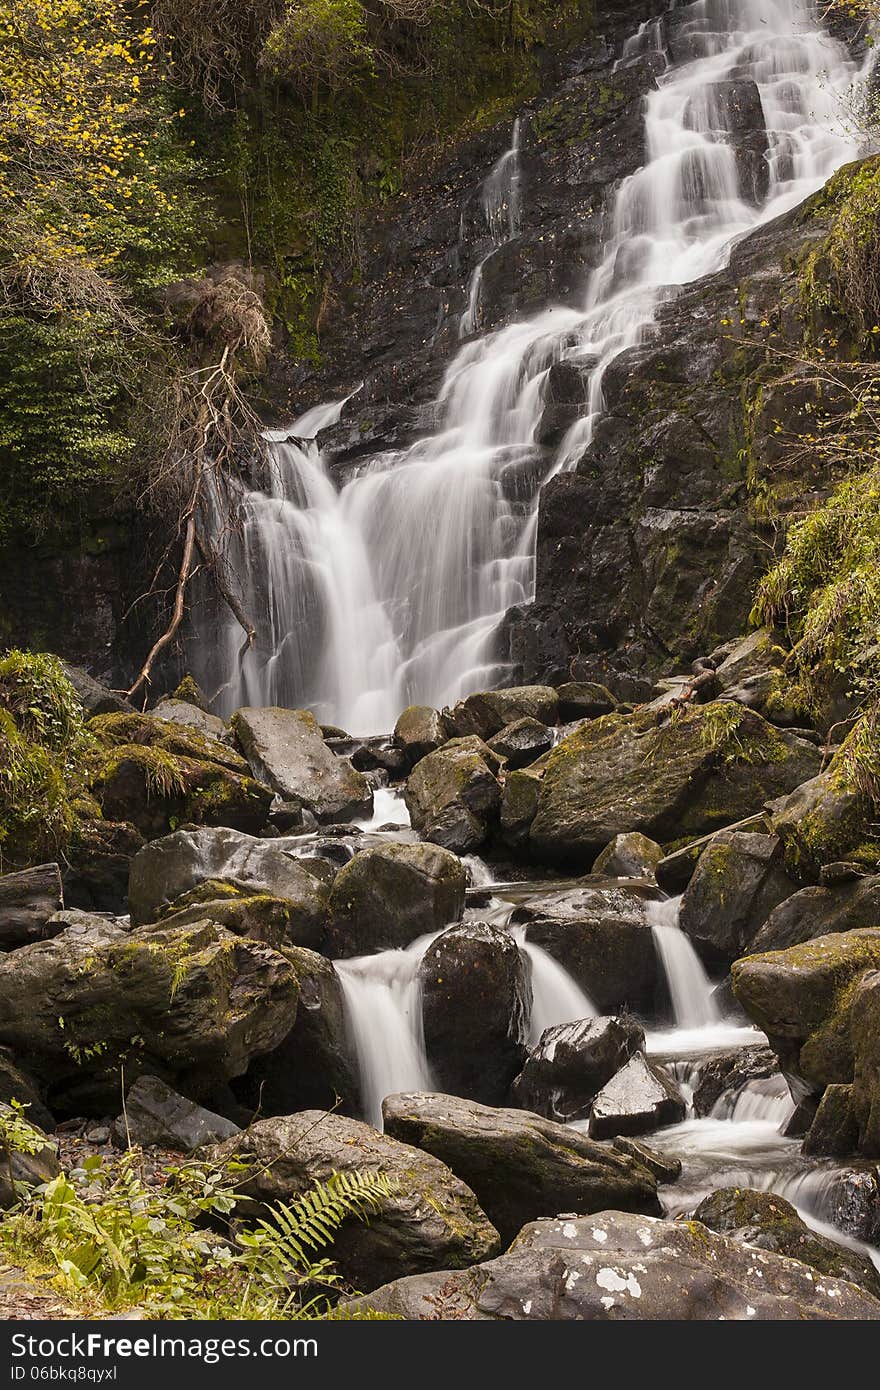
top-left (0, 1147), bottom-right (396, 1318)
top-left (260, 1), bottom-right (373, 107)
top-left (802, 158), bottom-right (880, 348)
top-left (0, 1101), bottom-right (50, 1161)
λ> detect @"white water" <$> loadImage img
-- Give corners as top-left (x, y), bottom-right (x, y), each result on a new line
top-left (460, 118), bottom-right (523, 338)
top-left (513, 928), bottom-right (599, 1045)
top-left (191, 0), bottom-right (868, 732)
top-left (648, 896), bottom-right (721, 1030)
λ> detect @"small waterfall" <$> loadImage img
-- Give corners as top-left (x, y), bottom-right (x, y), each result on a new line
top-left (649, 897), bottom-right (720, 1030)
top-left (511, 926), bottom-right (597, 1045)
top-left (460, 118), bottom-right (522, 338)
top-left (335, 934), bottom-right (437, 1128)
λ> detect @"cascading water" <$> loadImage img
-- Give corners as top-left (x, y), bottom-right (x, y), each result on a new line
top-left (459, 118), bottom-right (523, 338)
top-left (648, 896), bottom-right (720, 1030)
top-left (191, 0), bottom-right (868, 734)
top-left (510, 925), bottom-right (598, 1044)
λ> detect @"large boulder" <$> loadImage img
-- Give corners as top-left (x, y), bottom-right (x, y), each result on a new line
top-left (771, 772), bottom-right (876, 885)
top-left (749, 875), bottom-right (880, 956)
top-left (803, 1084), bottom-right (860, 1158)
top-left (851, 970), bottom-right (880, 1157)
top-left (0, 864), bottom-right (64, 951)
top-left (515, 886), bottom-right (659, 1013)
top-left (383, 1092), bottom-right (661, 1246)
top-left (208, 1111), bottom-right (501, 1291)
top-left (344, 1211), bottom-right (880, 1319)
top-left (528, 703), bottom-right (821, 868)
top-left (127, 827), bottom-right (330, 945)
top-left (693, 1188), bottom-right (880, 1298)
top-left (510, 1016), bottom-right (645, 1123)
top-left (419, 923), bottom-right (531, 1105)
top-left (679, 831), bottom-right (795, 958)
top-left (445, 687), bottom-right (558, 740)
top-left (111, 1075), bottom-right (240, 1152)
top-left (592, 833), bottom-right (663, 879)
top-left (588, 1053), bottom-right (686, 1140)
top-left (326, 843), bottom-right (466, 958)
top-left (232, 707), bottom-right (372, 823)
top-left (404, 737), bottom-right (501, 854)
top-left (732, 929), bottom-right (880, 1094)
top-left (392, 706), bottom-right (449, 765)
top-left (487, 719), bottom-right (554, 770)
top-left (150, 699), bottom-right (229, 744)
top-left (63, 818), bottom-right (145, 914)
top-left (0, 915), bottom-right (299, 1114)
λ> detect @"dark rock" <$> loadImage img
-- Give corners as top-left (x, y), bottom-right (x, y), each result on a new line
top-left (63, 819), bottom-right (145, 914)
top-left (693, 1188), bottom-right (880, 1298)
top-left (232, 707), bottom-right (372, 823)
top-left (0, 864), bottom-right (64, 951)
top-left (772, 772), bottom-right (875, 884)
top-left (611, 1136), bottom-right (682, 1184)
top-left (382, 1091), bottom-right (661, 1246)
top-left (208, 1110), bottom-right (501, 1292)
top-left (344, 1211), bottom-right (880, 1320)
top-left (445, 686), bottom-right (559, 740)
top-left (749, 875), bottom-right (880, 956)
top-left (0, 1104), bottom-right (61, 1209)
top-left (487, 718), bottom-right (554, 770)
top-left (592, 832), bottom-right (663, 879)
top-left (588, 1053), bottom-right (686, 1139)
top-left (804, 1084), bottom-right (860, 1158)
top-left (61, 663), bottom-right (133, 717)
top-left (851, 970), bottom-right (880, 1156)
top-left (326, 842), bottom-right (466, 958)
top-left (556, 681), bottom-right (617, 721)
top-left (393, 706), bottom-right (449, 765)
top-left (111, 1075), bottom-right (240, 1151)
top-left (679, 831), bottom-right (795, 958)
top-left (510, 1015), bottom-right (645, 1123)
top-left (824, 1167), bottom-right (880, 1245)
top-left (689, 1045), bottom-right (780, 1118)
top-left (518, 886), bottom-right (658, 1012)
top-left (0, 1047), bottom-right (54, 1132)
top-left (419, 923), bottom-right (531, 1106)
top-left (157, 885), bottom-right (324, 951)
top-left (404, 736), bottom-right (501, 854)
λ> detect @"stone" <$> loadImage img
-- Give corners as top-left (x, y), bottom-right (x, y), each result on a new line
top-left (611, 1136), bottom-right (682, 1183)
top-left (851, 970), bottom-right (880, 1156)
top-left (157, 885), bottom-right (324, 951)
top-left (679, 832), bottom-right (795, 958)
top-left (0, 864), bottom-right (64, 951)
top-left (588, 1053), bottom-right (686, 1139)
top-left (445, 687), bottom-right (559, 740)
top-left (0, 916), bottom-right (299, 1115)
top-left (771, 772), bottom-right (875, 884)
top-left (0, 1047), bottom-right (53, 1132)
top-left (63, 819), bottom-right (145, 914)
top-left (419, 923), bottom-right (531, 1106)
top-left (231, 707), bottom-right (373, 824)
top-left (487, 718), bottom-right (554, 770)
top-left (732, 929), bottom-right (880, 1094)
top-left (803, 1084), bottom-right (860, 1158)
top-left (111, 1075), bottom-right (240, 1151)
top-left (824, 1167), bottom-right (880, 1245)
top-left (499, 761), bottom-right (549, 850)
top-left (382, 1091), bottom-right (661, 1246)
top-left (528, 704), bottom-right (820, 868)
top-left (326, 842), bottom-right (466, 958)
top-left (150, 699), bottom-right (228, 743)
top-left (404, 736), bottom-right (501, 854)
top-left (392, 706), bottom-right (449, 765)
top-left (693, 1188), bottom-right (880, 1298)
top-left (0, 1105), bottom-right (61, 1209)
top-left (127, 827), bottom-right (330, 947)
top-left (556, 682), bottom-right (617, 721)
top-left (592, 833), bottom-right (663, 879)
top-left (61, 663), bottom-right (133, 717)
top-left (749, 875), bottom-right (880, 956)
top-left (689, 1045), bottom-right (780, 1118)
top-left (510, 1016), bottom-right (645, 1123)
top-left (344, 1211), bottom-right (880, 1320)
top-left (208, 1111), bottom-right (501, 1292)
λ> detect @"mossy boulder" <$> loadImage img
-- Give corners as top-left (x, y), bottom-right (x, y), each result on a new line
top-left (326, 842), bottom-right (466, 958)
top-left (232, 707), bottom-right (372, 824)
top-left (382, 1091), bottom-right (661, 1247)
top-left (150, 699), bottom-right (229, 744)
top-left (392, 705), bottom-right (449, 765)
top-left (487, 718), bottom-right (554, 770)
top-left (693, 1188), bottom-right (880, 1297)
top-left (0, 914), bottom-right (300, 1115)
top-left (679, 831), bottom-right (795, 958)
top-left (731, 929), bottom-right (880, 1094)
top-left (851, 970), bottom-right (880, 1157)
top-left (499, 758), bottom-right (550, 851)
top-left (445, 686), bottom-right (559, 740)
top-left (771, 771), bottom-right (878, 884)
top-left (592, 832), bottom-right (663, 879)
top-left (749, 874), bottom-right (880, 956)
top-left (404, 736), bottom-right (501, 854)
top-left (803, 1084), bottom-right (860, 1158)
top-left (157, 883), bottom-right (316, 950)
top-left (208, 1110), bottom-right (501, 1292)
top-left (528, 703), bottom-right (821, 868)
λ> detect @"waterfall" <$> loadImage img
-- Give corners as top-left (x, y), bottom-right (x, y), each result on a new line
top-left (460, 117), bottom-right (522, 338)
top-left (191, 1), bottom-right (867, 733)
top-left (335, 934), bottom-right (437, 1128)
top-left (648, 897), bottom-right (720, 1030)
top-left (511, 926), bottom-right (598, 1044)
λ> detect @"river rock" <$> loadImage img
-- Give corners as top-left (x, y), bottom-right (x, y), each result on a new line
top-left (445, 686), bottom-right (559, 740)
top-left (382, 1092), bottom-right (661, 1245)
top-left (592, 833), bottom-right (663, 879)
top-left (419, 923), bottom-right (531, 1105)
top-left (127, 827), bottom-right (330, 946)
top-left (509, 1016), bottom-right (645, 1123)
top-left (851, 970), bottom-right (880, 1156)
top-left (150, 699), bottom-right (229, 743)
top-left (63, 818), bottom-right (145, 914)
top-left (0, 864), bottom-right (64, 951)
top-left (516, 886), bottom-right (658, 1013)
top-left (111, 1075), bottom-right (240, 1151)
top-left (392, 706), bottom-right (449, 765)
top-left (499, 760), bottom-right (550, 850)
top-left (731, 929), bottom-right (880, 1094)
top-left (325, 842), bottom-right (466, 957)
top-left (588, 1053), bottom-right (686, 1139)
top-left (824, 1167), bottom-right (880, 1245)
top-left (208, 1110), bottom-right (501, 1291)
top-left (0, 1104), bottom-right (61, 1209)
top-left (692, 1188), bottom-right (880, 1298)
top-left (156, 884), bottom-right (322, 951)
top-left (688, 1045), bottom-right (780, 1117)
top-left (231, 707), bottom-right (373, 823)
top-left (0, 916), bottom-right (299, 1114)
top-left (771, 772), bottom-right (875, 884)
top-left (611, 1136), bottom-right (682, 1183)
top-left (556, 682), bottom-right (617, 721)
top-left (803, 1084), bottom-right (860, 1158)
top-left (528, 703), bottom-right (820, 867)
top-left (749, 875), bottom-right (880, 956)
top-left (487, 718), bottom-right (554, 769)
top-left (679, 831), bottom-right (795, 958)
top-left (343, 1211), bottom-right (880, 1319)
top-left (404, 736), bottom-right (501, 854)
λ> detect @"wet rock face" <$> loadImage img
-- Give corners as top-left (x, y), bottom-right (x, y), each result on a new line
top-left (382, 1091), bottom-right (661, 1246)
top-left (680, 831), bottom-right (796, 959)
top-left (392, 705), bottom-right (449, 766)
top-left (592, 832), bottom-right (663, 879)
top-left (510, 1015), bottom-right (645, 1123)
top-left (344, 1211), bottom-right (880, 1320)
top-left (232, 707), bottom-right (373, 824)
top-left (207, 1110), bottom-right (501, 1293)
top-left (588, 1052), bottom-right (686, 1140)
top-left (326, 842), bottom-right (466, 958)
top-left (419, 923), bottom-right (532, 1106)
top-left (688, 1045), bottom-right (779, 1119)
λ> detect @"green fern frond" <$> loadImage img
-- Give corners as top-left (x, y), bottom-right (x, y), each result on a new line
top-left (247, 1169), bottom-right (397, 1275)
